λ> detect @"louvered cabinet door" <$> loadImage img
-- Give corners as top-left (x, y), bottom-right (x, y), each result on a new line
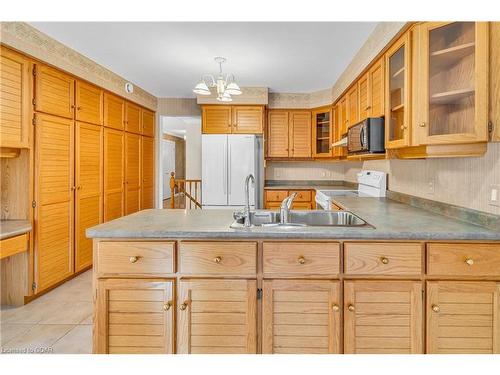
top-left (232, 106), bottom-right (263, 134)
top-left (141, 136), bottom-right (154, 209)
top-left (125, 132), bottom-right (141, 215)
top-left (358, 72), bottom-right (370, 121)
top-left (427, 281), bottom-right (500, 354)
top-left (34, 64), bottom-right (75, 119)
top-left (344, 281), bottom-right (423, 354)
top-left (103, 93), bottom-right (124, 130)
top-left (368, 57), bottom-right (385, 117)
top-left (262, 280), bottom-right (341, 354)
top-left (0, 46), bottom-right (30, 148)
top-left (34, 114), bottom-right (74, 292)
top-left (267, 111), bottom-right (289, 157)
top-left (202, 105), bottom-right (232, 134)
top-left (103, 128), bottom-right (124, 221)
top-left (289, 111), bottom-right (312, 158)
top-left (177, 279), bottom-right (257, 354)
top-left (347, 85), bottom-right (359, 127)
top-left (125, 102), bottom-right (142, 134)
top-left (75, 81), bottom-right (103, 125)
top-left (141, 109), bottom-right (155, 137)
top-left (75, 122), bottom-right (102, 272)
top-left (96, 279), bottom-right (174, 354)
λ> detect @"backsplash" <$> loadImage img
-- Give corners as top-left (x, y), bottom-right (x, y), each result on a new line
top-left (265, 161), bottom-right (345, 180)
top-left (344, 142), bottom-right (500, 215)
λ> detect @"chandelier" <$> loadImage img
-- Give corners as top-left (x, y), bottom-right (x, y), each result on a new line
top-left (193, 57), bottom-right (242, 102)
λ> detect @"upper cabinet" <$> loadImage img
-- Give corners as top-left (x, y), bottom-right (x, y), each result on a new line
top-left (267, 110), bottom-right (289, 158)
top-left (368, 57), bottom-right (385, 118)
top-left (103, 93), bottom-right (124, 130)
top-left (385, 32), bottom-right (412, 149)
top-left (34, 64), bottom-right (75, 119)
top-left (141, 109), bottom-right (155, 137)
top-left (202, 105), bottom-right (263, 134)
top-left (125, 101), bottom-right (142, 134)
top-left (0, 46), bottom-right (31, 149)
top-left (289, 111), bottom-right (312, 158)
top-left (415, 22), bottom-right (489, 145)
top-left (347, 85), bottom-right (359, 128)
top-left (266, 109), bottom-right (311, 159)
top-left (75, 81), bottom-right (103, 125)
top-left (312, 107), bottom-right (333, 157)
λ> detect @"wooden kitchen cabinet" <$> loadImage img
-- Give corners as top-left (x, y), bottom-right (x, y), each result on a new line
top-left (368, 57), bottom-right (385, 118)
top-left (75, 122), bottom-right (102, 272)
top-left (289, 111), bottom-right (311, 157)
top-left (202, 105), bottom-right (232, 134)
top-left (232, 105), bottom-right (263, 134)
top-left (264, 188), bottom-right (315, 209)
top-left (266, 109), bottom-right (311, 158)
top-left (358, 72), bottom-right (370, 121)
top-left (415, 22), bottom-right (489, 145)
top-left (125, 101), bottom-right (142, 134)
top-left (312, 107), bottom-right (333, 157)
top-left (103, 93), bottom-right (124, 130)
top-left (95, 278), bottom-right (174, 354)
top-left (262, 280), bottom-right (341, 354)
top-left (0, 46), bottom-right (31, 148)
top-left (332, 104), bottom-right (346, 157)
top-left (344, 280), bottom-right (423, 354)
top-left (385, 32), bottom-right (412, 149)
top-left (103, 128), bottom-right (124, 221)
top-left (141, 109), bottom-right (155, 137)
top-left (427, 281), bottom-right (500, 354)
top-left (177, 279), bottom-right (257, 354)
top-left (34, 113), bottom-right (75, 292)
top-left (267, 110), bottom-right (289, 158)
top-left (75, 81), bottom-right (103, 125)
top-left (141, 136), bottom-right (155, 209)
top-left (125, 132), bottom-right (141, 215)
top-left (34, 64), bottom-right (75, 119)
top-left (347, 85), bottom-right (359, 128)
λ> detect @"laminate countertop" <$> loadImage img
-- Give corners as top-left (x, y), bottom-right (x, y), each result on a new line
top-left (0, 220), bottom-right (32, 240)
top-left (87, 196), bottom-right (500, 241)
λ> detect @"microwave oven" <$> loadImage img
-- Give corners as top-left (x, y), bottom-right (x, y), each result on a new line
top-left (347, 117), bottom-right (385, 154)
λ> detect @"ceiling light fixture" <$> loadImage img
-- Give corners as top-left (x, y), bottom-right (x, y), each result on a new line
top-left (193, 57), bottom-right (242, 102)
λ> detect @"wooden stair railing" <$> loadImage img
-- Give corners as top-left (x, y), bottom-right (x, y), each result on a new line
top-left (169, 172), bottom-right (202, 209)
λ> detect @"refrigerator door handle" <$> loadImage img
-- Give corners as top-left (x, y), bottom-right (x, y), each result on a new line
top-left (228, 141), bottom-right (231, 195)
top-left (223, 140), bottom-right (227, 195)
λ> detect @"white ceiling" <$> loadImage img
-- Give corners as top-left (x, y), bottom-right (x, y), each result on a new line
top-left (29, 22), bottom-right (378, 98)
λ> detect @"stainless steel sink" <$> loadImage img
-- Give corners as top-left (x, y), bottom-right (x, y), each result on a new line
top-left (230, 210), bottom-right (369, 229)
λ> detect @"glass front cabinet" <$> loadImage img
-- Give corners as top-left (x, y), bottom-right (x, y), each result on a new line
top-left (312, 107), bottom-right (333, 157)
top-left (415, 22), bottom-right (489, 145)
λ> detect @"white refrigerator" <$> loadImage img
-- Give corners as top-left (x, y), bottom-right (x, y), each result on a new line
top-left (202, 134), bottom-right (263, 209)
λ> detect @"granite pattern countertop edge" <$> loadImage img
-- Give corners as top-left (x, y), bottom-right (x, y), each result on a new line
top-left (0, 220), bottom-right (32, 240)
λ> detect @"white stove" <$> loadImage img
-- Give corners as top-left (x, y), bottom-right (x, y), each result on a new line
top-left (315, 170), bottom-right (387, 210)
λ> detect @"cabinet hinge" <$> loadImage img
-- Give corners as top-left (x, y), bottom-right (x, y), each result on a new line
top-left (488, 121), bottom-right (493, 140)
top-left (257, 288), bottom-right (263, 300)
top-left (32, 98), bottom-right (36, 106)
top-left (32, 200), bottom-right (36, 208)
top-left (32, 117), bottom-right (36, 126)
top-left (32, 282), bottom-right (37, 291)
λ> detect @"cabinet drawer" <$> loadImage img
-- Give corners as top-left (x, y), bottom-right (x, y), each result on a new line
top-left (97, 241), bottom-right (174, 276)
top-left (427, 243), bottom-right (500, 277)
top-left (179, 241), bottom-right (257, 276)
top-left (344, 242), bottom-right (422, 276)
top-left (0, 233), bottom-right (29, 260)
top-left (263, 242), bottom-right (340, 276)
top-left (291, 202), bottom-right (312, 210)
top-left (265, 190), bottom-right (288, 202)
top-left (289, 190), bottom-right (312, 202)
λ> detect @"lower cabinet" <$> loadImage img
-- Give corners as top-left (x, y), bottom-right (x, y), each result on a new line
top-left (177, 279), bottom-right (257, 354)
top-left (427, 281), bottom-right (500, 354)
top-left (262, 280), bottom-right (341, 354)
top-left (343, 280), bottom-right (423, 354)
top-left (95, 278), bottom-right (174, 354)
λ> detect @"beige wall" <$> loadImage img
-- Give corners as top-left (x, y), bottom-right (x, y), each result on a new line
top-left (157, 98), bottom-right (200, 117)
top-left (343, 143), bottom-right (500, 215)
top-left (1, 22), bottom-right (157, 110)
top-left (265, 161), bottom-right (345, 181)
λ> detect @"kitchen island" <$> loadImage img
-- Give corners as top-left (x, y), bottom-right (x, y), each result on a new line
top-left (87, 198), bottom-right (500, 354)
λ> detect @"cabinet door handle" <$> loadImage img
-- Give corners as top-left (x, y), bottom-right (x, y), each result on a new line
top-left (332, 304), bottom-right (340, 312)
top-left (380, 257), bottom-right (389, 265)
top-left (180, 302), bottom-right (188, 311)
top-left (214, 256), bottom-right (222, 264)
top-left (297, 256), bottom-right (306, 265)
top-left (129, 256), bottom-right (139, 263)
top-left (432, 304), bottom-right (440, 313)
top-left (163, 301), bottom-right (172, 311)
top-left (419, 122), bottom-right (426, 128)
top-left (347, 304), bottom-right (355, 312)
top-left (465, 258), bottom-right (474, 266)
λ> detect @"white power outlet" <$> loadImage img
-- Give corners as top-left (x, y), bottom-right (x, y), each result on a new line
top-left (428, 179), bottom-right (435, 195)
top-left (489, 184), bottom-right (500, 207)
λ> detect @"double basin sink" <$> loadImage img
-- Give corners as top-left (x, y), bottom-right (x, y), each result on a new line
top-left (230, 209), bottom-right (369, 229)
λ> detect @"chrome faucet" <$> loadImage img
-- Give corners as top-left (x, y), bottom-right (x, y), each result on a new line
top-left (244, 174), bottom-right (255, 227)
top-left (280, 193), bottom-right (297, 224)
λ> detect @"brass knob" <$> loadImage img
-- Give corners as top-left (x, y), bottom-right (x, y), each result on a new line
top-left (129, 256), bottom-right (139, 263)
top-left (332, 304), bottom-right (340, 312)
top-left (77, 106), bottom-right (82, 110)
top-left (465, 258), bottom-right (474, 266)
top-left (71, 186), bottom-right (76, 191)
top-left (180, 302), bottom-right (188, 311)
top-left (380, 257), bottom-right (389, 265)
top-left (419, 121), bottom-right (426, 128)
top-left (297, 256), bottom-right (306, 265)
top-left (214, 256), bottom-right (222, 264)
top-left (163, 302), bottom-right (172, 311)
top-left (400, 125), bottom-right (407, 130)
top-left (77, 185), bottom-right (82, 190)
top-left (347, 304), bottom-right (355, 312)
top-left (432, 304), bottom-right (440, 313)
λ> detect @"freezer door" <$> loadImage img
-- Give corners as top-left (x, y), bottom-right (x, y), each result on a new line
top-left (228, 135), bottom-right (255, 206)
top-left (201, 134), bottom-right (228, 206)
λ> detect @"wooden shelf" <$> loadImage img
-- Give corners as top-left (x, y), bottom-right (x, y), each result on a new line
top-left (316, 120), bottom-right (330, 125)
top-left (430, 88), bottom-right (474, 105)
top-left (391, 103), bottom-right (405, 112)
top-left (346, 153), bottom-right (387, 161)
top-left (316, 137), bottom-right (330, 141)
top-left (392, 66), bottom-right (405, 79)
top-left (430, 42), bottom-right (475, 68)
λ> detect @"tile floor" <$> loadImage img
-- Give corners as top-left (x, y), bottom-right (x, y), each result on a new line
top-left (1, 270), bottom-right (92, 354)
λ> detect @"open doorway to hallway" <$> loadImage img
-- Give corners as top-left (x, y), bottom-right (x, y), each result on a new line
top-left (160, 116), bottom-right (202, 209)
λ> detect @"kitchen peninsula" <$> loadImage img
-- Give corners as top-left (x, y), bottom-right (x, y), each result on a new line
top-left (87, 196), bottom-right (500, 354)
